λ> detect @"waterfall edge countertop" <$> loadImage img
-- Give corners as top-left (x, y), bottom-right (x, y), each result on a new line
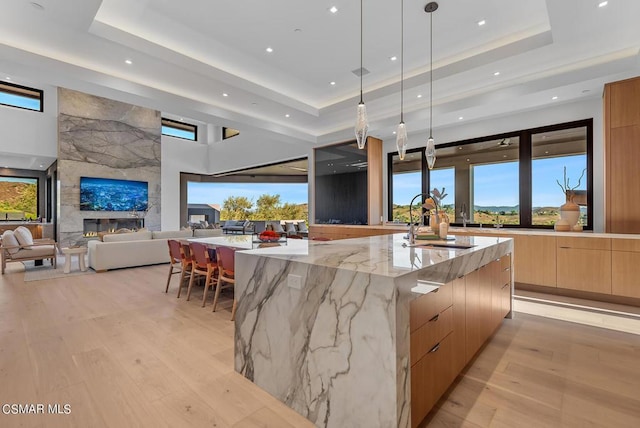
top-left (234, 233), bottom-right (513, 428)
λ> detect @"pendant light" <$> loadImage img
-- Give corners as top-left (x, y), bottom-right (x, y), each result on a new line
top-left (355, 0), bottom-right (368, 149)
top-left (396, 0), bottom-right (408, 160)
top-left (425, 2), bottom-right (438, 170)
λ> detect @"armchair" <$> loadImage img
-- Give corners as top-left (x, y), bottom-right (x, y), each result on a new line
top-left (1, 228), bottom-right (58, 274)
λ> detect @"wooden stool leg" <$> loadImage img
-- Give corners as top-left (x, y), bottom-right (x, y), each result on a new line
top-left (177, 269), bottom-right (188, 298)
top-left (186, 270), bottom-right (196, 301)
top-left (201, 269), bottom-right (213, 307)
top-left (212, 276), bottom-right (223, 313)
top-left (165, 264), bottom-right (174, 293)
top-left (230, 299), bottom-right (237, 321)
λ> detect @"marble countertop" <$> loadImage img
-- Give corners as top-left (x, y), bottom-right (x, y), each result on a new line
top-left (239, 233), bottom-right (512, 279)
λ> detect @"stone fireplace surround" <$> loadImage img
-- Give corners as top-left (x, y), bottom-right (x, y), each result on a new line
top-left (82, 218), bottom-right (145, 238)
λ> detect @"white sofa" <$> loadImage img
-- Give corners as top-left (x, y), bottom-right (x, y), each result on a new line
top-left (88, 229), bottom-right (222, 272)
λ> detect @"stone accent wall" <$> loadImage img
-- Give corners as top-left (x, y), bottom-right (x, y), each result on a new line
top-left (58, 88), bottom-right (161, 247)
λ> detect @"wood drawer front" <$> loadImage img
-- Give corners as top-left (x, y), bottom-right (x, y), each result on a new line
top-left (500, 253), bottom-right (511, 271)
top-left (612, 251), bottom-right (640, 299)
top-left (410, 305), bottom-right (453, 365)
top-left (611, 239), bottom-right (640, 252)
top-left (557, 248), bottom-right (612, 294)
top-left (501, 268), bottom-right (511, 287)
top-left (501, 283), bottom-right (511, 318)
top-left (557, 237), bottom-right (611, 251)
top-left (410, 281), bottom-right (453, 332)
top-left (410, 333), bottom-right (454, 428)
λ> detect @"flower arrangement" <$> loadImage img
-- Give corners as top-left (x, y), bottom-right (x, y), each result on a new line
top-left (258, 230), bottom-right (280, 242)
top-left (556, 166), bottom-right (586, 202)
top-left (422, 187), bottom-right (447, 218)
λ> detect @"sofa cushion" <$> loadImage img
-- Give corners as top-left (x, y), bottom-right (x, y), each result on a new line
top-left (103, 230), bottom-right (153, 242)
top-left (152, 230), bottom-right (194, 240)
top-left (297, 222), bottom-right (308, 233)
top-left (13, 226), bottom-right (34, 248)
top-left (271, 222), bottom-right (285, 233)
top-left (193, 229), bottom-right (223, 238)
top-left (1, 230), bottom-right (20, 255)
top-left (12, 245), bottom-right (56, 259)
top-left (285, 222), bottom-right (297, 234)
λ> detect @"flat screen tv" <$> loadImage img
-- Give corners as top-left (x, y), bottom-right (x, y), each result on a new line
top-left (80, 177), bottom-right (148, 211)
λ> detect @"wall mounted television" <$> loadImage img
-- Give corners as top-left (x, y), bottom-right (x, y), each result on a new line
top-left (80, 177), bottom-right (148, 211)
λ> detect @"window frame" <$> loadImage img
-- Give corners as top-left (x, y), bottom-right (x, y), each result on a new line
top-left (387, 119), bottom-right (593, 229)
top-left (0, 81), bottom-right (44, 112)
top-left (161, 118), bottom-right (198, 141)
top-left (0, 174), bottom-right (40, 220)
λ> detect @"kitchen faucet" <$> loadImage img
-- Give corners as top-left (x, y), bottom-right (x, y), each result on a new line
top-left (407, 192), bottom-right (430, 244)
top-left (494, 214), bottom-right (502, 229)
top-left (460, 203), bottom-right (468, 228)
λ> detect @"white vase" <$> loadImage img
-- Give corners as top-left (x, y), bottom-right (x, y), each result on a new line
top-left (560, 200), bottom-right (580, 228)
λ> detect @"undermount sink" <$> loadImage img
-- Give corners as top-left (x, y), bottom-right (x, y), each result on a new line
top-left (418, 243), bottom-right (476, 250)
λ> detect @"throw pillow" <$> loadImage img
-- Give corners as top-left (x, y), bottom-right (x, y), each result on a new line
top-left (297, 222), bottom-right (308, 233)
top-left (13, 226), bottom-right (34, 248)
top-left (272, 222), bottom-right (285, 233)
top-left (1, 230), bottom-right (21, 255)
top-left (285, 222), bottom-right (296, 234)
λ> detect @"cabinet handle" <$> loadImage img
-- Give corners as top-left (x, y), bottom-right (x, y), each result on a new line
top-left (429, 313), bottom-right (440, 322)
top-left (429, 343), bottom-right (441, 353)
top-left (559, 246), bottom-right (570, 249)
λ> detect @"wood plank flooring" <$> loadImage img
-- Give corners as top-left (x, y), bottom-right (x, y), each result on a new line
top-left (1, 262), bottom-right (640, 427)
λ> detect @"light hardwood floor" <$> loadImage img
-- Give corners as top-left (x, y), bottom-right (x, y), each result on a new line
top-left (1, 262), bottom-right (640, 427)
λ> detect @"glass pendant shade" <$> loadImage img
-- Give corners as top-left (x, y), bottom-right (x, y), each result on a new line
top-left (426, 137), bottom-right (436, 169)
top-left (355, 102), bottom-right (369, 149)
top-left (396, 122), bottom-right (408, 160)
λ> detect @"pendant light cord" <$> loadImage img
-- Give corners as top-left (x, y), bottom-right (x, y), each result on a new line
top-left (400, 0), bottom-right (404, 122)
top-left (359, 0), bottom-right (364, 104)
top-left (429, 10), bottom-right (433, 139)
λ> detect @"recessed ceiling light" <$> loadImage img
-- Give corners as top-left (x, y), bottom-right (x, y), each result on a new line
top-left (39, 164), bottom-right (43, 168)
top-left (552, 96), bottom-right (558, 100)
top-left (458, 116), bottom-right (464, 120)
top-left (390, 56), bottom-right (397, 61)
top-left (285, 114), bottom-right (290, 118)
top-left (466, 158), bottom-right (470, 162)
top-left (458, 146), bottom-right (463, 150)
top-left (477, 19), bottom-right (486, 26)
top-left (598, 1), bottom-right (608, 7)
top-left (329, 6), bottom-right (338, 14)
top-left (222, 93), bottom-right (228, 97)
top-left (5, 77), bottom-right (10, 80)
top-left (125, 59), bottom-right (132, 65)
top-left (503, 155), bottom-right (507, 158)
top-left (417, 94), bottom-right (422, 98)
top-left (266, 47), bottom-right (273, 53)
top-left (392, 131), bottom-right (397, 135)
top-left (494, 71), bottom-right (500, 76)
top-left (30, 2), bottom-right (44, 11)
top-left (545, 151), bottom-right (549, 154)
top-left (330, 81), bottom-right (336, 86)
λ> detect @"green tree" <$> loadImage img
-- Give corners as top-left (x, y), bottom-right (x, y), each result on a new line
top-left (278, 202), bottom-right (306, 221)
top-left (220, 196), bottom-right (253, 220)
top-left (253, 194), bottom-right (281, 220)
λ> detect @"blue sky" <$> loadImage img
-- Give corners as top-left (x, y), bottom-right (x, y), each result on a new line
top-left (188, 182), bottom-right (308, 205)
top-left (392, 154), bottom-right (586, 207)
top-left (0, 93), bottom-right (40, 111)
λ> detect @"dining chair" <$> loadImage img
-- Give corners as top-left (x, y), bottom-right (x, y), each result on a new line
top-left (176, 242), bottom-right (194, 298)
top-left (187, 242), bottom-right (219, 307)
top-left (165, 239), bottom-right (183, 293)
top-left (213, 246), bottom-right (237, 320)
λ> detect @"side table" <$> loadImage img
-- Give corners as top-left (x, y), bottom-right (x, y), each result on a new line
top-left (61, 247), bottom-right (88, 273)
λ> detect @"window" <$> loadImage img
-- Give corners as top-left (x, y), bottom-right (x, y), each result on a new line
top-left (388, 119), bottom-right (593, 229)
top-left (388, 149), bottom-right (424, 223)
top-left (0, 176), bottom-right (38, 220)
top-left (532, 126), bottom-right (588, 226)
top-left (161, 118), bottom-right (197, 141)
top-left (0, 81), bottom-right (43, 112)
top-left (222, 127), bottom-right (240, 140)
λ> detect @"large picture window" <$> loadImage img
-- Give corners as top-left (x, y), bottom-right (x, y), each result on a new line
top-left (0, 176), bottom-right (39, 220)
top-left (388, 119), bottom-right (593, 229)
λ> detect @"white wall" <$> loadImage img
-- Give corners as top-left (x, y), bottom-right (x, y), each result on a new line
top-left (382, 97), bottom-right (605, 231)
top-left (0, 84), bottom-right (57, 158)
top-left (161, 135), bottom-right (209, 230)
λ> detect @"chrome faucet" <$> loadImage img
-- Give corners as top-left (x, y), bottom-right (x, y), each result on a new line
top-left (460, 203), bottom-right (468, 228)
top-left (408, 192), bottom-right (430, 245)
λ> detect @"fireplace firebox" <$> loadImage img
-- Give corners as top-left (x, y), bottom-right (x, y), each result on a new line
top-left (83, 218), bottom-right (145, 238)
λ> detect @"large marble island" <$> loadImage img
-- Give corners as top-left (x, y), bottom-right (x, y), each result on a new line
top-left (235, 234), bottom-right (513, 428)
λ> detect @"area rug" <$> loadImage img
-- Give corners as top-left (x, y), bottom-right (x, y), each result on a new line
top-left (23, 256), bottom-right (95, 282)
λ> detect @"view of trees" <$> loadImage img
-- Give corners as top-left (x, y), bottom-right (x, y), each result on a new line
top-left (0, 179), bottom-right (38, 220)
top-left (220, 194), bottom-right (307, 222)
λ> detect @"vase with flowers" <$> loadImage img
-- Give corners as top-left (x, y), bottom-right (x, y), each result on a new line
top-left (422, 187), bottom-right (448, 232)
top-left (556, 166), bottom-right (585, 230)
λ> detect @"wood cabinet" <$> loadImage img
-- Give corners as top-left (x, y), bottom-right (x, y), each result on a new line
top-left (410, 255), bottom-right (512, 427)
top-left (556, 237), bottom-right (612, 294)
top-left (513, 235), bottom-right (556, 286)
top-left (604, 76), bottom-right (640, 233)
top-left (611, 239), bottom-right (640, 298)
